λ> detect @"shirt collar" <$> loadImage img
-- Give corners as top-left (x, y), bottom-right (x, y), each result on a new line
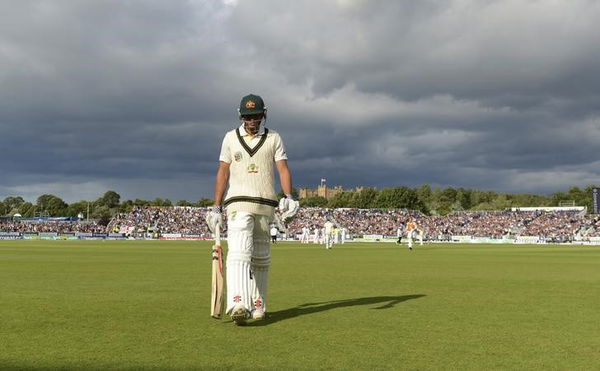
top-left (238, 124), bottom-right (265, 137)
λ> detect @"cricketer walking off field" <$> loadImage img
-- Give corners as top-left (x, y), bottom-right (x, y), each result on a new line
top-left (206, 94), bottom-right (299, 325)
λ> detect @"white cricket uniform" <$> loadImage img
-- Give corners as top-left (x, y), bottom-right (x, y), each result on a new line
top-left (313, 228), bottom-right (320, 244)
top-left (219, 124), bottom-right (287, 315)
top-left (301, 227), bottom-right (310, 243)
top-left (340, 228), bottom-right (347, 244)
top-left (324, 221), bottom-right (335, 249)
top-left (405, 222), bottom-right (424, 249)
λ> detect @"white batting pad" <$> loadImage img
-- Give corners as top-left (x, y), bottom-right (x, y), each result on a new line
top-left (225, 211), bottom-right (254, 314)
top-left (251, 214), bottom-right (271, 313)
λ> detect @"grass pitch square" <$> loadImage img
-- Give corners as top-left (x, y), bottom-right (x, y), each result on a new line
top-left (1, 240), bottom-right (600, 370)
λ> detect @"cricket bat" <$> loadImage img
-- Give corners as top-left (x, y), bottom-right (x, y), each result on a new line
top-left (210, 224), bottom-right (224, 319)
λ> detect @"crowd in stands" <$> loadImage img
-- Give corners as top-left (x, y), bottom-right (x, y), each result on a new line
top-left (3, 206), bottom-right (600, 241)
top-left (106, 206), bottom-right (212, 237)
top-left (0, 220), bottom-right (105, 234)
top-left (98, 206), bottom-right (600, 241)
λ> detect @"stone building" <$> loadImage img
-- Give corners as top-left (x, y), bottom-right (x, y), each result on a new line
top-left (299, 185), bottom-right (364, 200)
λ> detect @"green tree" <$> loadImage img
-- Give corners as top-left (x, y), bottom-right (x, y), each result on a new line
top-left (36, 194), bottom-right (68, 216)
top-left (583, 185), bottom-right (600, 211)
top-left (373, 187), bottom-right (426, 211)
top-left (509, 193), bottom-right (549, 207)
top-left (119, 200), bottom-right (135, 213)
top-left (3, 196), bottom-right (25, 214)
top-left (97, 190), bottom-right (121, 208)
top-left (91, 205), bottom-right (112, 226)
top-left (20, 202), bottom-right (35, 217)
top-left (455, 188), bottom-right (472, 210)
top-left (151, 198), bottom-right (172, 207)
top-left (417, 184), bottom-right (432, 207)
top-left (300, 196), bottom-right (328, 207)
top-left (133, 199), bottom-right (152, 207)
top-left (470, 190), bottom-right (497, 208)
top-left (67, 201), bottom-right (91, 218)
top-left (327, 192), bottom-right (355, 208)
top-left (432, 187), bottom-right (458, 215)
top-left (549, 191), bottom-right (569, 207)
top-left (350, 187), bottom-right (378, 209)
top-left (196, 198), bottom-right (214, 207)
top-left (428, 188), bottom-right (443, 215)
top-left (491, 194), bottom-right (514, 210)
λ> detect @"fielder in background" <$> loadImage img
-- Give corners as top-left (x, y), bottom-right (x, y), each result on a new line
top-left (206, 94), bottom-right (299, 325)
top-left (324, 217), bottom-right (335, 249)
top-left (405, 218), bottom-right (424, 250)
top-left (300, 226), bottom-right (310, 244)
top-left (313, 228), bottom-right (320, 244)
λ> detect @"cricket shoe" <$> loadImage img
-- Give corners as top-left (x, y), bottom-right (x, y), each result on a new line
top-left (252, 299), bottom-right (265, 320)
top-left (230, 305), bottom-right (249, 326)
top-left (252, 308), bottom-right (266, 320)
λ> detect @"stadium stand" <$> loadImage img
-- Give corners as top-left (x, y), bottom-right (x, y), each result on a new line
top-left (2, 206), bottom-right (600, 243)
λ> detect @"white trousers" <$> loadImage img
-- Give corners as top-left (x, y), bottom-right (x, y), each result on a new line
top-left (301, 232), bottom-right (310, 243)
top-left (324, 233), bottom-right (334, 249)
top-left (225, 211), bottom-right (272, 315)
top-left (407, 229), bottom-right (423, 248)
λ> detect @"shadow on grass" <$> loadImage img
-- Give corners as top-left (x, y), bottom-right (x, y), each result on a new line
top-left (246, 294), bottom-right (426, 326)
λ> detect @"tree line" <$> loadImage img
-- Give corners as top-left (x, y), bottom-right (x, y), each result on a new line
top-left (0, 191), bottom-right (213, 225)
top-left (298, 184), bottom-right (599, 215)
top-left (0, 185), bottom-right (598, 222)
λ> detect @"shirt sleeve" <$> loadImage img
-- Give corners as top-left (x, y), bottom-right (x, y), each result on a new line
top-left (218, 133), bottom-right (231, 163)
top-left (273, 133), bottom-right (288, 161)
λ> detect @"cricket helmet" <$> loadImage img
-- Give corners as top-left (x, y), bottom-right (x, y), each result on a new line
top-left (238, 94), bottom-right (267, 117)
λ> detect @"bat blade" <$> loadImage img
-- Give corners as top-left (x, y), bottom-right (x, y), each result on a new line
top-left (210, 243), bottom-right (224, 318)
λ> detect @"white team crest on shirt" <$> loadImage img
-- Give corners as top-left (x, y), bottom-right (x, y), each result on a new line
top-left (234, 151), bottom-right (243, 162)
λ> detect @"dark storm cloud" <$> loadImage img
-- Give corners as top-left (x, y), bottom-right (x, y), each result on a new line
top-left (1, 0), bottom-right (599, 203)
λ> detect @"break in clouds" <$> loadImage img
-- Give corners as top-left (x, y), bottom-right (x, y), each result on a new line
top-left (0, 0), bottom-right (599, 202)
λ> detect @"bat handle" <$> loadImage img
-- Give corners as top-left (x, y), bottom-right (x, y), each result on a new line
top-left (215, 223), bottom-right (221, 245)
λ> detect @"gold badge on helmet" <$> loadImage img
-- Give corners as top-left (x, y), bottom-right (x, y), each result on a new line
top-left (245, 100), bottom-right (256, 109)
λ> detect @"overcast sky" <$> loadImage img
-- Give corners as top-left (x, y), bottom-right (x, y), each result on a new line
top-left (1, 0), bottom-right (599, 203)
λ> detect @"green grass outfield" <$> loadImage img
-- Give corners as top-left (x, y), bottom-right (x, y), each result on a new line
top-left (1, 240), bottom-right (599, 370)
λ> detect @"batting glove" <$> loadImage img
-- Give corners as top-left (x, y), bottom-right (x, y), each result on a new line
top-left (205, 205), bottom-right (223, 234)
top-left (279, 195), bottom-right (299, 220)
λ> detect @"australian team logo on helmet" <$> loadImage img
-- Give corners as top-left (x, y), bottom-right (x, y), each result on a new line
top-left (239, 94), bottom-right (267, 117)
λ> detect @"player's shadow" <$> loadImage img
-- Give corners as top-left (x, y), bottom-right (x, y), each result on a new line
top-left (248, 294), bottom-right (425, 326)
